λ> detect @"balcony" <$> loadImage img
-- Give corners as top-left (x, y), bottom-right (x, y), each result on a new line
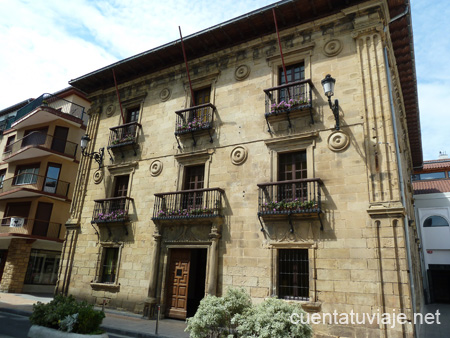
top-left (152, 188), bottom-right (224, 221)
top-left (257, 178), bottom-right (323, 230)
top-left (263, 79), bottom-right (314, 132)
top-left (92, 197), bottom-right (133, 224)
top-left (0, 217), bottom-right (62, 239)
top-left (3, 131), bottom-right (78, 162)
top-left (174, 103), bottom-right (216, 147)
top-left (0, 173), bottom-right (70, 200)
top-left (12, 93), bottom-right (88, 129)
top-left (106, 121), bottom-right (141, 158)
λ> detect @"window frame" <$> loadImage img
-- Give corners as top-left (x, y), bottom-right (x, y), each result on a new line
top-left (423, 215), bottom-right (450, 227)
top-left (14, 163), bottom-right (40, 186)
top-left (270, 242), bottom-right (316, 303)
top-left (278, 248), bottom-right (309, 301)
top-left (94, 242), bottom-right (123, 286)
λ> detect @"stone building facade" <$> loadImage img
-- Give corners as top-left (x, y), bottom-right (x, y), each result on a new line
top-left (58, 0), bottom-right (423, 336)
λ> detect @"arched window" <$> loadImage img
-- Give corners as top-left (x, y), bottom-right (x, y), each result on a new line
top-left (423, 216), bottom-right (450, 227)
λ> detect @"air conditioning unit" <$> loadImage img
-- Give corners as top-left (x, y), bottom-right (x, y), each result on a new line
top-left (10, 217), bottom-right (25, 227)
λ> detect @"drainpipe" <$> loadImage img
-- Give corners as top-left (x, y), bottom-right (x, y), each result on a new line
top-left (384, 43), bottom-right (417, 338)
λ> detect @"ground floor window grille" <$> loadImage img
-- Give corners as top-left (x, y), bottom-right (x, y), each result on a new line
top-left (278, 249), bottom-right (309, 300)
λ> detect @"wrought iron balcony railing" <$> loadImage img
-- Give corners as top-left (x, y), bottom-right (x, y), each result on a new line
top-left (0, 217), bottom-right (62, 239)
top-left (107, 122), bottom-right (141, 148)
top-left (152, 187), bottom-right (224, 220)
top-left (263, 79), bottom-right (314, 131)
top-left (0, 173), bottom-right (70, 198)
top-left (14, 93), bottom-right (87, 125)
top-left (92, 197), bottom-right (133, 223)
top-left (3, 131), bottom-right (78, 159)
top-left (175, 103), bottom-right (215, 135)
top-left (257, 178), bottom-right (322, 216)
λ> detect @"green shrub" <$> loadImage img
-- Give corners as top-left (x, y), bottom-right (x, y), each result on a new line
top-left (234, 297), bottom-right (312, 338)
top-left (186, 288), bottom-right (312, 338)
top-left (186, 287), bottom-right (252, 338)
top-left (29, 295), bottom-right (105, 334)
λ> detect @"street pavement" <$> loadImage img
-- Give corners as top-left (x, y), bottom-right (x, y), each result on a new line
top-left (0, 293), bottom-right (189, 338)
top-left (1, 292), bottom-right (449, 337)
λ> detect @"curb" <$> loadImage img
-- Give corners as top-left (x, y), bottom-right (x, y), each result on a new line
top-left (0, 307), bottom-right (175, 338)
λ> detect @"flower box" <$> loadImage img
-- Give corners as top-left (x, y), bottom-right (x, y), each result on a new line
top-left (262, 199), bottom-right (318, 213)
top-left (93, 209), bottom-right (128, 223)
top-left (267, 98), bottom-right (311, 116)
top-left (176, 119), bottom-right (211, 134)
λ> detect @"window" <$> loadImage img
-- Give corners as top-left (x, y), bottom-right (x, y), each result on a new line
top-left (183, 165), bottom-right (205, 209)
top-left (278, 151), bottom-right (307, 201)
top-left (43, 163), bottom-right (61, 194)
top-left (24, 249), bottom-right (60, 285)
top-left (0, 169), bottom-right (6, 189)
top-left (278, 249), bottom-right (309, 300)
top-left (192, 87), bottom-right (211, 123)
top-left (100, 247), bottom-right (119, 283)
top-left (4, 135), bottom-right (15, 153)
top-left (424, 216), bottom-right (450, 227)
top-left (22, 127), bottom-right (48, 148)
top-left (15, 164), bottom-right (39, 185)
top-left (412, 172), bottom-right (446, 181)
top-left (114, 175), bottom-right (129, 197)
top-left (2, 202), bottom-right (31, 226)
top-left (278, 63), bottom-right (305, 104)
top-left (126, 107), bottom-right (139, 124)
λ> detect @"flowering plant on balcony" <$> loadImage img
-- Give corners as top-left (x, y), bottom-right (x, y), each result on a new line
top-left (263, 199), bottom-right (317, 212)
top-left (95, 209), bottom-right (128, 222)
top-left (157, 206), bottom-right (215, 218)
top-left (111, 133), bottom-right (135, 145)
top-left (177, 118), bottom-right (210, 133)
top-left (270, 97), bottom-right (311, 114)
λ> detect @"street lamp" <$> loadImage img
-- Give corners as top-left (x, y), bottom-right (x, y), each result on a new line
top-left (81, 134), bottom-right (104, 168)
top-left (321, 74), bottom-right (340, 130)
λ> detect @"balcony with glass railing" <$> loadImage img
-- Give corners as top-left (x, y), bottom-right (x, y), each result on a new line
top-left (0, 173), bottom-right (70, 200)
top-left (263, 79), bottom-right (314, 132)
top-left (12, 93), bottom-right (88, 129)
top-left (2, 131), bottom-right (78, 162)
top-left (152, 188), bottom-right (224, 221)
top-left (0, 217), bottom-right (62, 239)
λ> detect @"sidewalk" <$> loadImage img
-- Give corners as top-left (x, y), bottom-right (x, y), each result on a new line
top-left (0, 292), bottom-right (189, 338)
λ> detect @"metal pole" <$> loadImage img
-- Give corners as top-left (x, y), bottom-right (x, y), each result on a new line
top-left (155, 304), bottom-right (160, 335)
top-left (272, 8), bottom-right (290, 100)
top-left (112, 68), bottom-right (126, 124)
top-left (179, 26), bottom-right (196, 106)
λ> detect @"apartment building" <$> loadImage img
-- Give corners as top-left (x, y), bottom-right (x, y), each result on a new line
top-left (58, 0), bottom-right (423, 336)
top-left (0, 87), bottom-right (89, 294)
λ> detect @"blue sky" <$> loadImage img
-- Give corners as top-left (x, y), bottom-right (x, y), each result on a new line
top-left (0, 0), bottom-right (446, 161)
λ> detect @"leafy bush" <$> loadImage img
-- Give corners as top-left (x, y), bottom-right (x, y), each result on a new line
top-left (234, 297), bottom-right (312, 338)
top-left (30, 295), bottom-right (105, 334)
top-left (186, 288), bottom-right (312, 338)
top-left (186, 287), bottom-right (252, 338)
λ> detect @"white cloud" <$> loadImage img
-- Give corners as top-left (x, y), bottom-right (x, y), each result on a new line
top-left (0, 0), bottom-right (447, 163)
top-left (0, 0), bottom-right (275, 108)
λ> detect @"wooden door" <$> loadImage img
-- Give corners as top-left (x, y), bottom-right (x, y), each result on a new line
top-left (193, 87), bottom-right (210, 123)
top-left (166, 249), bottom-right (191, 319)
top-left (51, 126), bottom-right (69, 153)
top-left (32, 202), bottom-right (53, 237)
